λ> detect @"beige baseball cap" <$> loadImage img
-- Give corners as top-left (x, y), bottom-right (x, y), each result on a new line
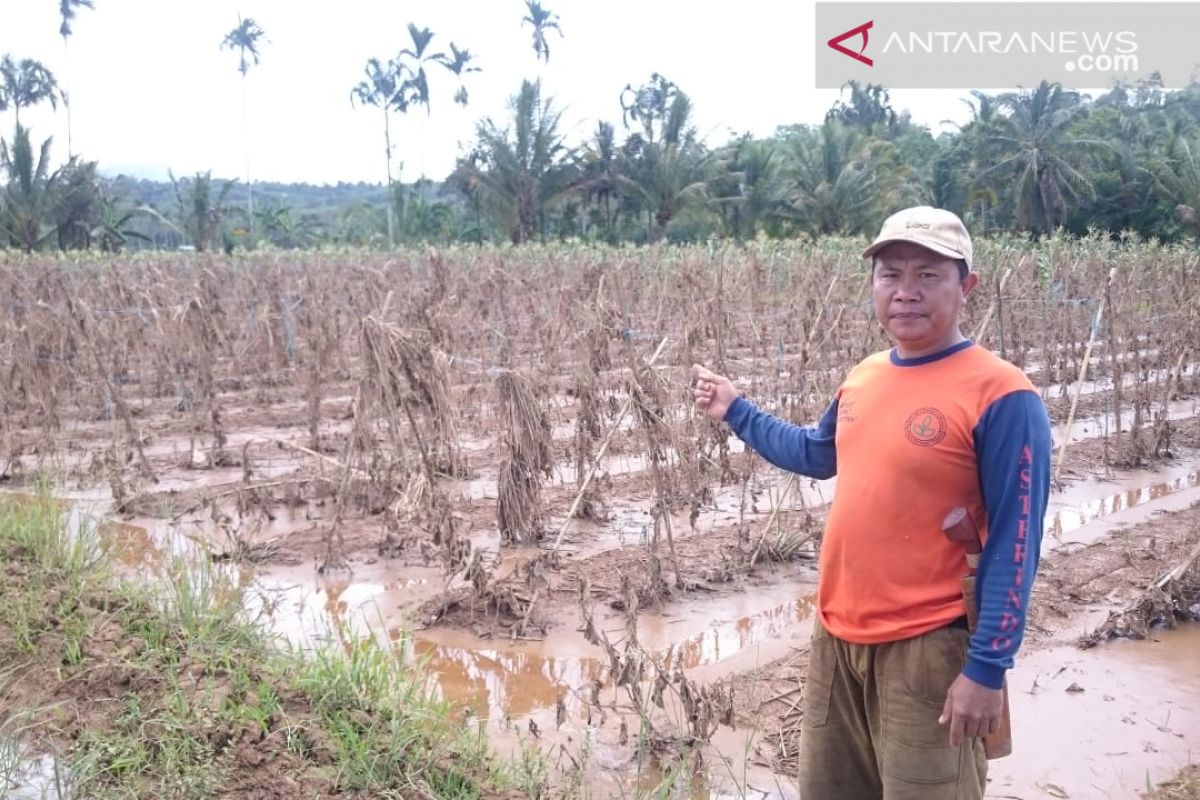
top-left (862, 206), bottom-right (973, 270)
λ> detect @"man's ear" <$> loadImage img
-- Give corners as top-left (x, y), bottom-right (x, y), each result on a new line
top-left (961, 272), bottom-right (980, 298)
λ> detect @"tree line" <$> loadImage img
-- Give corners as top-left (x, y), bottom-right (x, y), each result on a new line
top-left (445, 75), bottom-right (1200, 246)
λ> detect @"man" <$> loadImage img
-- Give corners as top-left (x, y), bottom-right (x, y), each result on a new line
top-left (693, 206), bottom-right (1051, 799)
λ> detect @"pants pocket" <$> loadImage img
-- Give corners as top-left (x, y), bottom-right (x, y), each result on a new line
top-left (881, 686), bottom-right (960, 784)
top-left (803, 619), bottom-right (835, 728)
top-left (879, 625), bottom-right (974, 792)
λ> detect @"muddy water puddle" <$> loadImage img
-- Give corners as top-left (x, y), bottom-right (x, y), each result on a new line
top-left (1055, 396), bottom-right (1199, 445)
top-left (1047, 461), bottom-right (1200, 546)
top-left (259, 569), bottom-right (817, 721)
top-left (995, 624), bottom-right (1200, 799)
top-left (3, 753), bottom-right (70, 800)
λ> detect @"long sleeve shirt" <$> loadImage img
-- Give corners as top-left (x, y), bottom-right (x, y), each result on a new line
top-left (724, 340), bottom-right (1052, 689)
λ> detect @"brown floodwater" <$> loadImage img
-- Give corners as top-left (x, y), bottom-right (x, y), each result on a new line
top-left (8, 449), bottom-right (1200, 799)
top-left (251, 566), bottom-right (818, 723)
top-left (992, 624), bottom-right (1200, 799)
top-left (1047, 462), bottom-right (1200, 544)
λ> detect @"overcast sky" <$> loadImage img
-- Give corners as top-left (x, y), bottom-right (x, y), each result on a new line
top-left (0, 0), bottom-right (1055, 185)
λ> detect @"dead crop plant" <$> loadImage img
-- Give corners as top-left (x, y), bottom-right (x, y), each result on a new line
top-left (577, 577), bottom-right (735, 756)
top-left (179, 292), bottom-right (231, 470)
top-left (568, 309), bottom-right (622, 520)
top-left (360, 315), bottom-right (467, 481)
top-left (626, 353), bottom-right (683, 593)
top-left (322, 305), bottom-right (463, 572)
top-left (570, 360), bottom-right (607, 521)
top-left (495, 370), bottom-right (552, 545)
top-left (1079, 538), bottom-right (1200, 648)
top-left (69, 298), bottom-right (158, 485)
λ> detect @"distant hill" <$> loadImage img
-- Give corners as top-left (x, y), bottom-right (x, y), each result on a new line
top-left (110, 175), bottom-right (391, 216)
top-left (105, 174), bottom-right (458, 250)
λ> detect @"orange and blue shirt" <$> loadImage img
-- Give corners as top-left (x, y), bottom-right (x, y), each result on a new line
top-left (724, 340), bottom-right (1051, 690)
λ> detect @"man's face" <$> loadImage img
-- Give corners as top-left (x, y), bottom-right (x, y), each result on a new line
top-left (871, 241), bottom-right (978, 355)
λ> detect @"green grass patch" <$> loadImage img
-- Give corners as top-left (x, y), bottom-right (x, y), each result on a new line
top-left (0, 490), bottom-right (531, 799)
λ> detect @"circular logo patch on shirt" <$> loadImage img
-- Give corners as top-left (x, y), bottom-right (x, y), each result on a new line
top-left (904, 407), bottom-right (947, 447)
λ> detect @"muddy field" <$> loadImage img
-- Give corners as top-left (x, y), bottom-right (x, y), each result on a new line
top-left (2, 241), bottom-right (1199, 798)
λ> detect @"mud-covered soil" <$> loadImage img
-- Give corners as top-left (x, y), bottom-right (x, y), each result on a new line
top-left (422, 512), bottom-right (822, 637)
top-left (727, 498), bottom-right (1200, 779)
top-left (1030, 501), bottom-right (1200, 646)
top-left (4, 325), bottom-right (1200, 798)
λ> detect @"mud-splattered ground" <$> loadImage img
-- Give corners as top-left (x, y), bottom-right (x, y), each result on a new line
top-left (4, 356), bottom-right (1200, 799)
top-left (728, 496), bottom-right (1200, 800)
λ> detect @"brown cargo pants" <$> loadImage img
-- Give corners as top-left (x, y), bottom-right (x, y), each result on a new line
top-left (797, 617), bottom-right (987, 800)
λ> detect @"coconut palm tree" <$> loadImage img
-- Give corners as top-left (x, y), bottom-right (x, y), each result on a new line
top-left (576, 121), bottom-right (624, 242)
top-left (453, 80), bottom-right (574, 244)
top-left (1, 124), bottom-right (63, 251)
top-left (220, 15), bottom-right (267, 237)
top-left (58, 0), bottom-right (94, 39)
top-left (52, 157), bottom-right (105, 249)
top-left (58, 0), bottom-right (95, 157)
top-left (983, 81), bottom-right (1106, 234)
top-left (351, 58), bottom-right (401, 192)
top-left (393, 23), bottom-right (456, 185)
top-left (0, 56), bottom-right (60, 129)
top-left (1151, 130), bottom-right (1200, 236)
top-left (932, 90), bottom-right (1007, 229)
top-left (354, 27), bottom-right (479, 245)
top-left (352, 56), bottom-right (414, 246)
top-left (169, 170), bottom-right (236, 252)
top-left (711, 136), bottom-right (786, 239)
top-left (618, 77), bottom-right (711, 239)
top-left (826, 81), bottom-right (898, 136)
top-left (620, 72), bottom-right (680, 144)
top-left (521, 1), bottom-right (562, 63)
top-left (395, 24), bottom-right (445, 114)
top-left (780, 120), bottom-right (912, 237)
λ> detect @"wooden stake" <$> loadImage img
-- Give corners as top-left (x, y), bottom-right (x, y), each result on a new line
top-left (1054, 267), bottom-right (1118, 487)
top-left (274, 438), bottom-right (370, 481)
top-left (974, 262), bottom-right (1018, 343)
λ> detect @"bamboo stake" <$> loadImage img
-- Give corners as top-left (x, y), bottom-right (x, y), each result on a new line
top-left (973, 263), bottom-right (1017, 343)
top-left (1054, 267), bottom-right (1118, 487)
top-left (515, 588), bottom-right (540, 639)
top-left (274, 438), bottom-right (370, 481)
top-left (551, 336), bottom-right (670, 552)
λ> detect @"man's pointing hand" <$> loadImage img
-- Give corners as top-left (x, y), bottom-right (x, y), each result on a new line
top-left (691, 364), bottom-right (738, 422)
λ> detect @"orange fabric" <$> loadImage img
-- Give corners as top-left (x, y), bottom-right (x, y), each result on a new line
top-left (819, 345), bottom-right (1034, 644)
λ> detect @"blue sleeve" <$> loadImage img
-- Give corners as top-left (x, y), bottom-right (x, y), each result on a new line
top-left (964, 390), bottom-right (1052, 689)
top-left (722, 395), bottom-right (838, 480)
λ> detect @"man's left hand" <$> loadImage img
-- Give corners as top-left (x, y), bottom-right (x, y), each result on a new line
top-left (939, 673), bottom-right (1004, 747)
